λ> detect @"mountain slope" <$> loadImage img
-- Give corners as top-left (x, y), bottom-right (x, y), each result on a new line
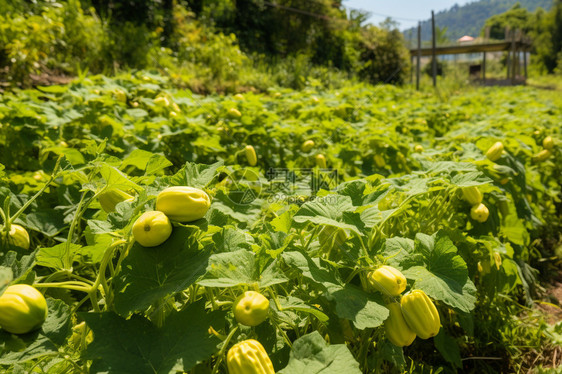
top-left (402, 0), bottom-right (553, 43)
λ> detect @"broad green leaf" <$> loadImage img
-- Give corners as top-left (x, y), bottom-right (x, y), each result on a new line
top-left (295, 195), bottom-right (354, 221)
top-left (25, 210), bottom-right (66, 237)
top-left (277, 296), bottom-right (329, 322)
top-left (327, 284), bottom-right (388, 330)
top-left (166, 161), bottom-right (222, 188)
top-left (83, 301), bottom-right (223, 374)
top-left (212, 228), bottom-right (254, 253)
top-left (282, 251), bottom-right (342, 288)
top-left (36, 243), bottom-right (81, 271)
top-left (402, 232), bottom-right (476, 313)
top-left (450, 171), bottom-right (491, 187)
top-left (100, 164), bottom-right (140, 192)
top-left (197, 250), bottom-right (288, 288)
top-left (1, 250), bottom-right (37, 283)
top-left (145, 154), bottom-right (173, 175)
top-left (434, 330), bottom-right (462, 368)
top-left (382, 237), bottom-right (415, 267)
top-left (278, 331), bottom-right (361, 374)
top-left (0, 267), bottom-right (13, 295)
top-left (113, 227), bottom-right (210, 316)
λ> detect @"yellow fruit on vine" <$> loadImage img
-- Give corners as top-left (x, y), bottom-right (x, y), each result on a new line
top-left (533, 149), bottom-right (551, 163)
top-left (227, 340), bottom-right (275, 374)
top-left (543, 136), bottom-right (554, 150)
top-left (470, 203), bottom-right (489, 223)
top-left (5, 224), bottom-right (30, 250)
top-left (155, 186), bottom-right (211, 222)
top-left (315, 154), bottom-right (327, 169)
top-left (400, 290), bottom-right (440, 340)
top-left (384, 302), bottom-right (416, 347)
top-left (0, 284), bottom-right (48, 334)
top-left (132, 211), bottom-right (172, 247)
top-left (233, 291), bottom-right (269, 326)
top-left (228, 108), bottom-right (242, 118)
top-left (154, 96), bottom-right (170, 107)
top-left (98, 189), bottom-right (135, 213)
top-left (486, 142), bottom-right (504, 161)
top-left (245, 145), bottom-right (258, 166)
top-left (461, 186), bottom-right (483, 205)
top-left (301, 140), bottom-right (315, 152)
top-left (367, 266), bottom-right (407, 296)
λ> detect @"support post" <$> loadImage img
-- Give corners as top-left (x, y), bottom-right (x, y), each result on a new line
top-left (409, 30), bottom-right (414, 84)
top-left (505, 28), bottom-right (511, 80)
top-left (482, 52), bottom-right (486, 83)
top-left (431, 11), bottom-right (437, 87)
top-left (416, 22), bottom-right (421, 90)
top-left (523, 49), bottom-right (528, 82)
top-left (511, 30), bottom-right (516, 84)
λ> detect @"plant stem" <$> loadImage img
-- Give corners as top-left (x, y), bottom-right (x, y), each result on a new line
top-left (211, 326), bottom-right (239, 374)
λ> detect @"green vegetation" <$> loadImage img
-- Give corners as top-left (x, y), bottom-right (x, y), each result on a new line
top-left (0, 72), bottom-right (561, 373)
top-left (0, 1), bottom-right (562, 373)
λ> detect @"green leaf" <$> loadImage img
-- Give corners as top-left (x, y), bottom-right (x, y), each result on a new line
top-left (197, 250), bottom-right (288, 288)
top-left (0, 267), bottom-right (13, 295)
top-left (402, 232), bottom-right (476, 313)
top-left (278, 331), bottom-right (361, 374)
top-left (120, 149), bottom-right (156, 172)
top-left (295, 195), bottom-right (354, 221)
top-left (382, 237), bottom-right (415, 267)
top-left (166, 161), bottom-right (222, 188)
top-left (0, 299), bottom-right (71, 365)
top-left (212, 228), bottom-right (254, 253)
top-left (113, 227), bottom-right (210, 316)
top-left (282, 251), bottom-right (342, 288)
top-left (145, 154), bottom-right (173, 176)
top-left (450, 171), bottom-right (491, 187)
top-left (83, 301), bottom-right (223, 374)
top-left (277, 296), bottom-right (329, 322)
top-left (36, 243), bottom-right (81, 271)
top-left (327, 284), bottom-right (388, 330)
top-left (434, 330), bottom-right (462, 368)
top-left (100, 164), bottom-right (140, 192)
top-left (25, 210), bottom-right (66, 237)
top-left (1, 250), bottom-right (37, 283)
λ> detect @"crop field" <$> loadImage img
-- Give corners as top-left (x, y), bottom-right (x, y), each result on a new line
top-left (0, 72), bottom-right (561, 373)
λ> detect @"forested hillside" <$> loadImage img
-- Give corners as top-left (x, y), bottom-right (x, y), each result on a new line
top-left (403, 0), bottom-right (553, 42)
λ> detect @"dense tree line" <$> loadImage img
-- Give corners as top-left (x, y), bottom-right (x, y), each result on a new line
top-left (403, 0), bottom-right (552, 42)
top-left (182, 0), bottom-right (410, 84)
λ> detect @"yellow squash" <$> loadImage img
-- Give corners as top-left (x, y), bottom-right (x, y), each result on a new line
top-left (486, 142), bottom-right (504, 161)
top-left (233, 291), bottom-right (269, 327)
top-left (384, 302), bottom-right (417, 347)
top-left (0, 284), bottom-right (48, 334)
top-left (470, 203), bottom-right (489, 223)
top-left (367, 265), bottom-right (407, 297)
top-left (227, 340), bottom-right (275, 374)
top-left (245, 145), bottom-right (258, 166)
top-left (132, 211), bottom-right (172, 247)
top-left (400, 290), bottom-right (440, 339)
top-left (155, 186), bottom-right (211, 222)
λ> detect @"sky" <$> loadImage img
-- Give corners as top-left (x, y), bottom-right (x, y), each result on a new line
top-left (343, 0), bottom-right (475, 30)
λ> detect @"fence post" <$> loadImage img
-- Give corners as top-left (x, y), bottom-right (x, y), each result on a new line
top-left (416, 22), bottom-right (421, 90)
top-left (431, 11), bottom-right (436, 87)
